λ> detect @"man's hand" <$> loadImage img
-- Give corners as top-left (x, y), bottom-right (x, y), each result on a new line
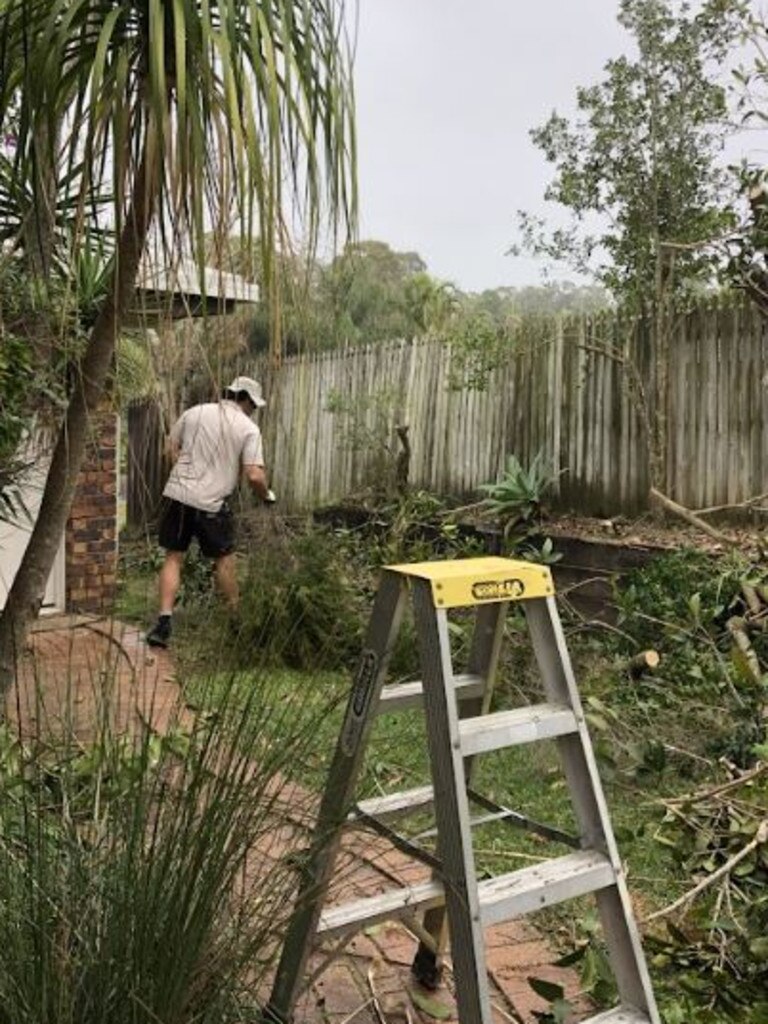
top-left (265, 489), bottom-right (277, 504)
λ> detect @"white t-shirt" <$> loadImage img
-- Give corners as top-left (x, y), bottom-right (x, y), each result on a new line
top-left (163, 400), bottom-right (264, 513)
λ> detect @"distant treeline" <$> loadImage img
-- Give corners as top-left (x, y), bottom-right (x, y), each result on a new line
top-left (206, 236), bottom-right (609, 355)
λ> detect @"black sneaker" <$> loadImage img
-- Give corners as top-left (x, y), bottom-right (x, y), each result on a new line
top-left (146, 617), bottom-right (172, 649)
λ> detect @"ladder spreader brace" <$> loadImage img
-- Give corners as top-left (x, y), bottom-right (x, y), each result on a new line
top-left (263, 557), bottom-right (660, 1024)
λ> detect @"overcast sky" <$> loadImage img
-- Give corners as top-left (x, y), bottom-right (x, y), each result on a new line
top-left (350, 1), bottom-right (633, 291)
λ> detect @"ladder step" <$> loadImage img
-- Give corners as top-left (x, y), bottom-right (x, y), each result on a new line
top-left (378, 672), bottom-right (484, 713)
top-left (459, 702), bottom-right (579, 756)
top-left (317, 878), bottom-right (443, 940)
top-left (353, 785), bottom-right (434, 822)
top-left (316, 850), bottom-right (615, 940)
top-left (478, 850), bottom-right (615, 926)
top-left (582, 1009), bottom-right (650, 1024)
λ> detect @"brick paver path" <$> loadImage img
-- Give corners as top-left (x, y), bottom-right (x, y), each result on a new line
top-left (7, 616), bottom-right (586, 1023)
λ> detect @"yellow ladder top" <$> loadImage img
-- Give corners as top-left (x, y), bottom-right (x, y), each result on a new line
top-left (386, 556), bottom-right (555, 608)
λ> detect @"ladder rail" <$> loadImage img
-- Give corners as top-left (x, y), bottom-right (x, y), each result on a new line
top-left (413, 599), bottom-right (509, 986)
top-left (411, 578), bottom-right (495, 1024)
top-left (525, 596), bottom-right (660, 1024)
top-left (264, 572), bottom-right (407, 1023)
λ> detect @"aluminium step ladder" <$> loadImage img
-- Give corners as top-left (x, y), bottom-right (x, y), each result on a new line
top-left (264, 557), bottom-right (660, 1024)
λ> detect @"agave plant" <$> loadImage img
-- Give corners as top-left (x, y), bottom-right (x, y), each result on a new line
top-left (478, 451), bottom-right (559, 537)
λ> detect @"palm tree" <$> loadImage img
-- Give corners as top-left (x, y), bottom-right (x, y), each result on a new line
top-left (0, 0), bottom-right (356, 687)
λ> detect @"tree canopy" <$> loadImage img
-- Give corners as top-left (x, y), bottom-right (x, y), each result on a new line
top-left (515, 0), bottom-right (748, 310)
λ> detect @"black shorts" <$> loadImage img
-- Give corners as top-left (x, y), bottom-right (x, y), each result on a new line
top-left (158, 498), bottom-right (236, 558)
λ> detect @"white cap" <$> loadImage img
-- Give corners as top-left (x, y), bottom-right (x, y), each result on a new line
top-left (226, 376), bottom-right (266, 408)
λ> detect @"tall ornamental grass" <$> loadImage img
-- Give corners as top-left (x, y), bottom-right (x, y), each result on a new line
top-left (0, 647), bottom-right (333, 1024)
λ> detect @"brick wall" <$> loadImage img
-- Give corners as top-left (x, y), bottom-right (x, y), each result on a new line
top-left (65, 410), bottom-right (118, 613)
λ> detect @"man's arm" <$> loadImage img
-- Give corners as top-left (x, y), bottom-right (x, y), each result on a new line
top-left (243, 463), bottom-right (269, 500)
top-left (167, 413), bottom-right (185, 464)
top-left (241, 424), bottom-right (270, 500)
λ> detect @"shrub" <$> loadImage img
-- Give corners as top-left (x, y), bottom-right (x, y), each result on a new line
top-left (478, 451), bottom-right (559, 544)
top-left (234, 528), bottom-right (364, 670)
top-left (605, 548), bottom-right (768, 768)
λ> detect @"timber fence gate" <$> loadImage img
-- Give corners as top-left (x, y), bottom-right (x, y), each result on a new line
top-left (126, 399), bottom-right (168, 529)
top-left (256, 303), bottom-right (767, 516)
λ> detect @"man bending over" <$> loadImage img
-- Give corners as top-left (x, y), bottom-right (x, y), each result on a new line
top-left (146, 376), bottom-right (273, 649)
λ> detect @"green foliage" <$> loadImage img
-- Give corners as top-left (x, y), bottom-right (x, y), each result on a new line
top-left (244, 239), bottom-right (433, 354)
top-left (528, 915), bottom-right (619, 1021)
top-left (326, 386), bottom-right (398, 450)
top-left (357, 490), bottom-right (487, 568)
top-left (0, 658), bottom-right (338, 1024)
top-left (214, 229), bottom-right (613, 356)
top-left (0, 331), bottom-right (34, 523)
top-left (581, 546), bottom-right (768, 1018)
top-left (115, 334), bottom-right (159, 406)
top-left (516, 0), bottom-right (747, 308)
top-left (647, 771), bottom-right (768, 1022)
top-left (323, 241), bottom-right (426, 345)
top-left (518, 535), bottom-right (563, 566)
top-left (720, 16), bottom-right (768, 315)
top-left (0, 259), bottom-right (71, 524)
top-left (0, 0), bottom-right (356, 361)
top-left (324, 385), bottom-right (409, 496)
top-left (607, 548), bottom-right (768, 767)
top-left (468, 282), bottom-right (609, 318)
top-left (617, 548), bottom-right (741, 651)
top-left (528, 977), bottom-right (573, 1023)
top-left (445, 309), bottom-right (510, 391)
top-left (235, 529), bottom-right (363, 670)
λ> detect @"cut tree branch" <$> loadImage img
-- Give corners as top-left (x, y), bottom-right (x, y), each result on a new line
top-left (649, 488), bottom-right (740, 548)
top-left (693, 491), bottom-right (768, 516)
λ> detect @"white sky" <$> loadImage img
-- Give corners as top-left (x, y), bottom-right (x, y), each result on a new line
top-left (349, 1), bottom-right (635, 291)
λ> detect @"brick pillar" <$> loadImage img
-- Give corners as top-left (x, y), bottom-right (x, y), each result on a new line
top-left (65, 409), bottom-right (118, 614)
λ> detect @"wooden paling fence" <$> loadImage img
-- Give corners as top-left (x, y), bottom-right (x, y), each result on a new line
top-left (258, 303), bottom-right (767, 515)
top-left (124, 302), bottom-right (767, 525)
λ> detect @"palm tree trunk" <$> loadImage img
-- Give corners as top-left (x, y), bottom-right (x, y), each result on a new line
top-left (0, 143), bottom-right (157, 693)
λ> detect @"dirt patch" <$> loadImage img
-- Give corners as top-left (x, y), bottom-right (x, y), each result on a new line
top-left (546, 510), bottom-right (760, 554)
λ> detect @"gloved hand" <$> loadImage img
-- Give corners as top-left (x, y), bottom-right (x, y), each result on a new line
top-left (265, 488), bottom-right (277, 504)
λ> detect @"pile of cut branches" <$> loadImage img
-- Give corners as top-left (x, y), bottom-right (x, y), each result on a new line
top-left (646, 764), bottom-right (768, 1023)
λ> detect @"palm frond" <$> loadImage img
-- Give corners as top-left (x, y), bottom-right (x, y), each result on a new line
top-left (0, 0), bottom-right (357, 361)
